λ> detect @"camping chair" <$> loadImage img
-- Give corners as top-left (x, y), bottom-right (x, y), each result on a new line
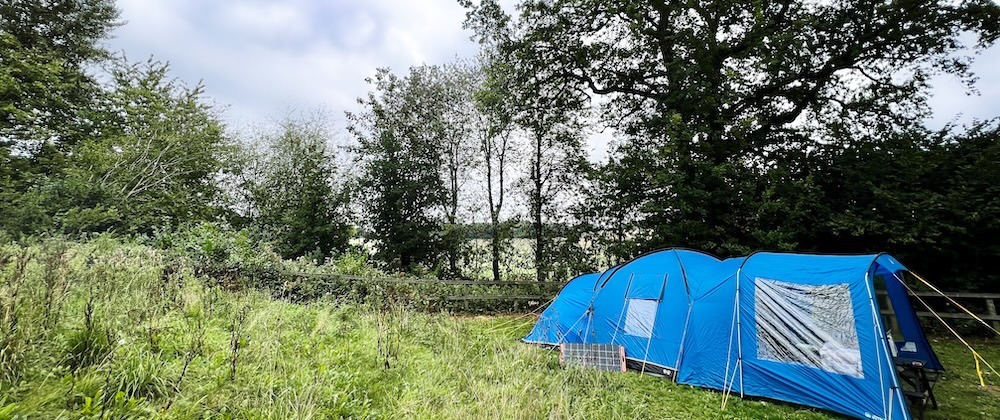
top-left (894, 357), bottom-right (941, 420)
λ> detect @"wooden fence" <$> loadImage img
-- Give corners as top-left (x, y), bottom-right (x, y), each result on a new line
top-left (879, 290), bottom-right (1000, 331)
top-left (278, 271), bottom-right (1000, 327)
top-left (279, 270), bottom-right (566, 292)
top-left (276, 270), bottom-right (566, 310)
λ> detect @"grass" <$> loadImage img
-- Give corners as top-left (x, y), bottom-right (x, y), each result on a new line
top-left (921, 336), bottom-right (1000, 419)
top-left (1, 239), bottom-right (998, 419)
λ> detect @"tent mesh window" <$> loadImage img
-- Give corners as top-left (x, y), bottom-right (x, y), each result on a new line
top-left (559, 343), bottom-right (627, 372)
top-left (754, 278), bottom-right (863, 378)
top-left (623, 298), bottom-right (658, 338)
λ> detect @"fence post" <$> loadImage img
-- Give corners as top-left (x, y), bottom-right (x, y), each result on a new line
top-left (986, 298), bottom-right (999, 331)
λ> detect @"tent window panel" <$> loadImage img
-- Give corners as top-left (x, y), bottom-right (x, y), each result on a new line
top-left (624, 298), bottom-right (657, 338)
top-left (754, 278), bottom-right (863, 378)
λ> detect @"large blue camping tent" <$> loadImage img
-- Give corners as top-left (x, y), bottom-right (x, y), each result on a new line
top-left (524, 249), bottom-right (939, 420)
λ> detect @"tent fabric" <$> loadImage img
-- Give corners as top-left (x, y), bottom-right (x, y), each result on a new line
top-left (524, 249), bottom-right (941, 420)
top-left (523, 272), bottom-right (600, 346)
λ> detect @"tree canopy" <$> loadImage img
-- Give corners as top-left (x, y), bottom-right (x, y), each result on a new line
top-left (463, 0), bottom-right (1000, 258)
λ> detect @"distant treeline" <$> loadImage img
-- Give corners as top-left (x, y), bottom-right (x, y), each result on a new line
top-left (362, 223), bottom-right (553, 241)
top-left (3, 1), bottom-right (1000, 291)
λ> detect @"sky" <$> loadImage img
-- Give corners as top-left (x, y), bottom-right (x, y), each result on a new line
top-left (104, 0), bottom-right (1000, 161)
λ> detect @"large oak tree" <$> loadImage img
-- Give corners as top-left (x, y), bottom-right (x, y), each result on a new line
top-left (467, 0), bottom-right (1000, 257)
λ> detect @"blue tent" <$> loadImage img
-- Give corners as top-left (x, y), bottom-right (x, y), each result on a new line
top-left (524, 249), bottom-right (940, 420)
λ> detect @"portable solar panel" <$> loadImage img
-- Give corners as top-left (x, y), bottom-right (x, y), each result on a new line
top-left (559, 343), bottom-right (626, 372)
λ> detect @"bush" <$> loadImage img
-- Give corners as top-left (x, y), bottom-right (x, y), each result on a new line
top-left (153, 222), bottom-right (279, 268)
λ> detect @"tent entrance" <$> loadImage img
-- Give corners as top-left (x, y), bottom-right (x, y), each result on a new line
top-left (871, 262), bottom-right (948, 418)
top-left (872, 268), bottom-right (943, 371)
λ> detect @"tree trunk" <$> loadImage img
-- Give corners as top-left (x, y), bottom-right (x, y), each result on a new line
top-left (532, 129), bottom-right (544, 283)
top-left (484, 128), bottom-right (508, 283)
top-left (448, 153), bottom-right (459, 277)
top-left (490, 214), bottom-right (502, 283)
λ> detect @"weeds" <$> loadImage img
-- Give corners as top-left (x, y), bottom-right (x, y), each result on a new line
top-left (110, 348), bottom-right (170, 400)
top-left (376, 289), bottom-right (401, 370)
top-left (228, 303), bottom-right (251, 381)
top-left (65, 287), bottom-right (113, 371)
top-left (141, 274), bottom-right (171, 353)
top-left (0, 248), bottom-right (32, 384)
top-left (174, 289), bottom-right (207, 393)
top-left (40, 241), bottom-right (72, 331)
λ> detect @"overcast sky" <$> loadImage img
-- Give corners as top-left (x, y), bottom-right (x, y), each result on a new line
top-left (104, 0), bottom-right (1000, 160)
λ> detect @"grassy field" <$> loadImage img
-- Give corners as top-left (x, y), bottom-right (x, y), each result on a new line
top-left (1, 240), bottom-right (998, 419)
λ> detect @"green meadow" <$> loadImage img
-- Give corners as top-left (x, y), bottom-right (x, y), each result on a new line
top-left (1, 240), bottom-right (997, 419)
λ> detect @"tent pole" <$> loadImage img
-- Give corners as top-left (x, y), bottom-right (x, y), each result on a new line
top-left (641, 273), bottom-right (669, 375)
top-left (735, 271), bottom-right (743, 398)
top-left (674, 300), bottom-right (694, 375)
top-left (610, 273), bottom-right (635, 345)
top-left (556, 309), bottom-right (590, 346)
top-left (865, 268), bottom-right (897, 420)
top-left (721, 275), bottom-right (740, 409)
top-left (672, 250), bottom-right (695, 373)
top-left (581, 307), bottom-right (593, 344)
top-left (723, 254), bottom-right (757, 407)
top-left (578, 274), bottom-right (607, 345)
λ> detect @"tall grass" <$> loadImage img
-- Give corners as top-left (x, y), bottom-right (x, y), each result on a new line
top-left (0, 238), bottom-right (996, 419)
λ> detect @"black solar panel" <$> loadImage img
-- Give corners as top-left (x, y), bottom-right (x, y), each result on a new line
top-left (559, 343), bottom-right (626, 372)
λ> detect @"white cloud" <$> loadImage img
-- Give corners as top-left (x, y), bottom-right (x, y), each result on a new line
top-left (105, 0), bottom-right (999, 154)
top-left (926, 44), bottom-right (1000, 130)
top-left (107, 0), bottom-right (481, 134)
top-left (222, 2), bottom-right (312, 43)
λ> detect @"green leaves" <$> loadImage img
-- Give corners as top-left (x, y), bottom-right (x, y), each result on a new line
top-left (65, 58), bottom-right (228, 235)
top-left (348, 65), bottom-right (482, 273)
top-left (0, 53), bottom-right (229, 236)
top-left (242, 114), bottom-right (352, 262)
top-left (0, 0), bottom-right (120, 151)
top-left (485, 0), bottom-right (999, 271)
top-left (1, 2), bottom-right (231, 237)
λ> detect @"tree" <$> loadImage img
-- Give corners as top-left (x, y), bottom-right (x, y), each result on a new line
top-left (471, 58), bottom-right (518, 282)
top-left (349, 64), bottom-right (486, 274)
top-left (519, 95), bottom-right (587, 281)
top-left (465, 0), bottom-right (589, 281)
top-left (65, 57), bottom-right (230, 234)
top-left (1, 0), bottom-right (121, 234)
top-left (243, 113), bottom-right (352, 262)
top-left (463, 0), bottom-right (520, 282)
top-left (432, 62), bottom-right (482, 277)
top-left (806, 122), bottom-right (1000, 291)
top-left (0, 0), bottom-right (119, 147)
top-left (348, 68), bottom-right (449, 272)
top-left (475, 0), bottom-right (1000, 257)
top-left (574, 150), bottom-right (651, 262)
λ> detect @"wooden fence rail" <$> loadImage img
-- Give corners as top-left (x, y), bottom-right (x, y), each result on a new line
top-left (877, 290), bottom-right (1000, 331)
top-left (277, 270), bottom-right (999, 326)
top-left (276, 270), bottom-right (568, 287)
